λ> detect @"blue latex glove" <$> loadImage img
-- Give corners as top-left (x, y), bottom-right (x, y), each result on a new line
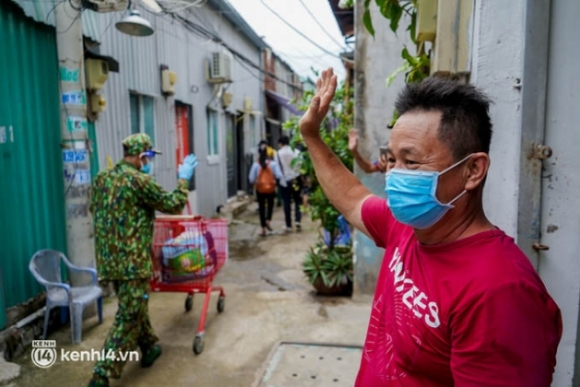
top-left (178, 154), bottom-right (198, 180)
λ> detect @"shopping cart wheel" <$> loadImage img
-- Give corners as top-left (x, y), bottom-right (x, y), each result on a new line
top-left (217, 296), bottom-right (225, 313)
top-left (193, 335), bottom-right (204, 355)
top-left (185, 295), bottom-right (193, 312)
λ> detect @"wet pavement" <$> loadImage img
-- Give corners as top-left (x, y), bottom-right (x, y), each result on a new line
top-left (8, 203), bottom-right (372, 387)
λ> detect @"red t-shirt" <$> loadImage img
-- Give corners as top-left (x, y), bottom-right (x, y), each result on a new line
top-left (356, 196), bottom-right (562, 386)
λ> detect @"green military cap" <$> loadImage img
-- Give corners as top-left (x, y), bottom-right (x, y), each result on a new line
top-left (122, 133), bottom-right (162, 156)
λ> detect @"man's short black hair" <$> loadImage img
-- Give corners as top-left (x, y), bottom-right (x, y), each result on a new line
top-left (394, 77), bottom-right (493, 160)
top-left (279, 135), bottom-right (290, 146)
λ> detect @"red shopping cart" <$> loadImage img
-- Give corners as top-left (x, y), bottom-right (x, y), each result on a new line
top-left (151, 215), bottom-right (228, 355)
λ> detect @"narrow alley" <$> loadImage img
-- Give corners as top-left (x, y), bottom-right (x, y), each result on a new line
top-left (10, 204), bottom-right (372, 387)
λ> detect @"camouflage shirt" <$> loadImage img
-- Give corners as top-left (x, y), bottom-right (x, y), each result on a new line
top-left (90, 161), bottom-right (189, 280)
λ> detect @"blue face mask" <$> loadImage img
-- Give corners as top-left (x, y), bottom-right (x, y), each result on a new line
top-left (385, 154), bottom-right (473, 229)
top-left (139, 150), bottom-right (155, 175)
top-left (140, 162), bottom-right (151, 174)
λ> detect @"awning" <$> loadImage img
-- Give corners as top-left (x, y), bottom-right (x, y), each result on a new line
top-left (266, 90), bottom-right (303, 116)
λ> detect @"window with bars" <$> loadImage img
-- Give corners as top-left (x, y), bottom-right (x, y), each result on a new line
top-left (206, 108), bottom-right (219, 156)
top-left (129, 93), bottom-right (155, 141)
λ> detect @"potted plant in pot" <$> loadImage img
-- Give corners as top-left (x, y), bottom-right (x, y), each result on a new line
top-left (303, 240), bottom-right (354, 296)
top-left (285, 78), bottom-right (355, 296)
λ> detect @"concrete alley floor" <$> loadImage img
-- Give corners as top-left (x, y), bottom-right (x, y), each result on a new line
top-left (10, 203), bottom-right (372, 387)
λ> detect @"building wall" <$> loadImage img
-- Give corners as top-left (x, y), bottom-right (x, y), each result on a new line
top-left (537, 1), bottom-right (580, 385)
top-left (353, 1), bottom-right (412, 294)
top-left (276, 59), bottom-right (301, 126)
top-left (263, 49), bottom-right (276, 93)
top-left (471, 0), bottom-right (526, 239)
top-left (472, 1), bottom-right (580, 383)
top-left (92, 4), bottom-right (262, 217)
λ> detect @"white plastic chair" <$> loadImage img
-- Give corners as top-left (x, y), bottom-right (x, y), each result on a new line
top-left (29, 250), bottom-right (103, 344)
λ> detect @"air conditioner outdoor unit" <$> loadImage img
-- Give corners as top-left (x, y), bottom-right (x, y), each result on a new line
top-left (85, 0), bottom-right (129, 13)
top-left (208, 51), bottom-right (233, 84)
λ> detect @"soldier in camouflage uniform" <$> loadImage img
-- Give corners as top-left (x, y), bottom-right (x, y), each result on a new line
top-left (88, 133), bottom-right (198, 387)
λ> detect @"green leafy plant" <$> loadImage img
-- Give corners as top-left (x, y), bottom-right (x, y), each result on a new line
top-left (303, 243), bottom-right (353, 288)
top-left (286, 81), bottom-right (353, 249)
top-left (282, 77), bottom-right (354, 291)
top-left (339, 0), bottom-right (355, 9)
top-left (362, 0), bottom-right (430, 127)
top-left (362, 0), bottom-right (428, 84)
top-left (386, 47), bottom-right (430, 87)
top-left (363, 0), bottom-right (418, 43)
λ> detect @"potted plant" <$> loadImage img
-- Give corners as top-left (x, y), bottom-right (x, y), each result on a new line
top-left (303, 242), bottom-right (353, 296)
top-left (285, 77), bottom-right (355, 296)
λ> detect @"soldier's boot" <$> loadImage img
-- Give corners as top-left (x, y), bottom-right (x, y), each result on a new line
top-left (87, 373), bottom-right (109, 387)
top-left (141, 344), bottom-right (162, 368)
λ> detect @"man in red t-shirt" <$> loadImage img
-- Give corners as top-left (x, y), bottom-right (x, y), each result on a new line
top-left (299, 69), bottom-right (562, 386)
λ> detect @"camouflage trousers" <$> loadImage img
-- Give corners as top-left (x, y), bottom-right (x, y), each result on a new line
top-left (93, 278), bottom-right (158, 379)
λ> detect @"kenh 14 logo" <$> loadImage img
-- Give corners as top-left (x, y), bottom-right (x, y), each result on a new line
top-left (31, 340), bottom-right (57, 368)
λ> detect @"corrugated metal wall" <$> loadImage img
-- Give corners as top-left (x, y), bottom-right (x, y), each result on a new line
top-left (92, 4), bottom-right (263, 217)
top-left (0, 1), bottom-right (67, 328)
top-left (10, 0), bottom-right (101, 42)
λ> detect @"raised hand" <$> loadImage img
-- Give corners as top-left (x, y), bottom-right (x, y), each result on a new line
top-left (377, 153), bottom-right (388, 173)
top-left (299, 68), bottom-right (338, 139)
top-left (178, 154), bottom-right (198, 180)
top-left (348, 129), bottom-right (359, 153)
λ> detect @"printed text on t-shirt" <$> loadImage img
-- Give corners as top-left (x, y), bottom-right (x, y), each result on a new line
top-left (389, 247), bottom-right (440, 328)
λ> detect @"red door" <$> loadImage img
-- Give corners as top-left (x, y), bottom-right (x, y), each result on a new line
top-left (175, 104), bottom-right (190, 169)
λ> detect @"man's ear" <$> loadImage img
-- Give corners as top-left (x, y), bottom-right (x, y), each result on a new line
top-left (464, 152), bottom-right (490, 191)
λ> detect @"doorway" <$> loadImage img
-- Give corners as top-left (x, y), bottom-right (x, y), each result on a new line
top-left (175, 102), bottom-right (195, 190)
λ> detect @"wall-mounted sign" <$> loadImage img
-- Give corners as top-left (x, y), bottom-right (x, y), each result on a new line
top-left (60, 67), bottom-right (79, 83)
top-left (63, 167), bottom-right (91, 185)
top-left (62, 91), bottom-right (86, 106)
top-left (67, 116), bottom-right (88, 132)
top-left (75, 169), bottom-right (91, 185)
top-left (0, 126), bottom-right (14, 144)
top-left (62, 149), bottom-right (88, 164)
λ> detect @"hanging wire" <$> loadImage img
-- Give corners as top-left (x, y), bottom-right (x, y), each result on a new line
top-left (297, 0), bottom-right (347, 51)
top-left (258, 0), bottom-right (341, 59)
top-left (45, 0), bottom-right (65, 24)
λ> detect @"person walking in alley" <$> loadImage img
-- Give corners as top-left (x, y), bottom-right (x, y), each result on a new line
top-left (348, 128), bottom-right (387, 173)
top-left (88, 133), bottom-right (198, 387)
top-left (249, 146), bottom-right (283, 236)
top-left (300, 69), bottom-right (562, 386)
top-left (276, 135), bottom-right (303, 232)
top-left (258, 139), bottom-right (283, 208)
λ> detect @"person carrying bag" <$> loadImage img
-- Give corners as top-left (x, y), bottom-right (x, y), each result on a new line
top-left (249, 147), bottom-right (282, 236)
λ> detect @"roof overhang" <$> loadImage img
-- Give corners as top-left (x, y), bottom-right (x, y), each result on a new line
top-left (84, 43), bottom-right (120, 73)
top-left (327, 0), bottom-right (354, 38)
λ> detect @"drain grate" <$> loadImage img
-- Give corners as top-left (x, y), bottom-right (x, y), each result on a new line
top-left (254, 342), bottom-right (363, 387)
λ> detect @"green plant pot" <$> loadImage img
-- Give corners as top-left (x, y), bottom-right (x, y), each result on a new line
top-left (312, 277), bottom-right (353, 297)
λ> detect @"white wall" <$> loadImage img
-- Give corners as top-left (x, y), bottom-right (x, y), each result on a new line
top-left (471, 0), bottom-right (526, 238)
top-left (353, 1), bottom-right (412, 293)
top-left (472, 0), bottom-right (580, 384)
top-left (538, 1), bottom-right (580, 384)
